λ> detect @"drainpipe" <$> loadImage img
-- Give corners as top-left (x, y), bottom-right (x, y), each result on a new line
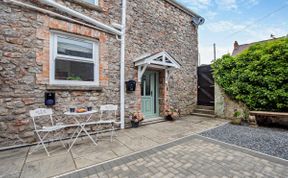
top-left (120, 0), bottom-right (127, 129)
top-left (40, 0), bottom-right (121, 35)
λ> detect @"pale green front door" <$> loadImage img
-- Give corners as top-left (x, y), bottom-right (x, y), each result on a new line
top-left (141, 71), bottom-right (159, 119)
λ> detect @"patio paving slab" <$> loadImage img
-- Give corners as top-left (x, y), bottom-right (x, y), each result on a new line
top-left (0, 147), bottom-right (28, 178)
top-left (60, 135), bottom-right (288, 178)
top-left (0, 115), bottom-right (227, 178)
top-left (21, 152), bottom-right (75, 178)
top-left (26, 142), bottom-right (68, 163)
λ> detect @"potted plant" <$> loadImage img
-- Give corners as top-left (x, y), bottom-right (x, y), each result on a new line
top-left (129, 111), bottom-right (144, 128)
top-left (67, 75), bottom-right (82, 81)
top-left (165, 107), bottom-right (179, 121)
top-left (231, 110), bottom-right (242, 125)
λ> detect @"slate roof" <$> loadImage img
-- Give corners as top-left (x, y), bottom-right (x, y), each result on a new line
top-left (232, 37), bottom-right (284, 56)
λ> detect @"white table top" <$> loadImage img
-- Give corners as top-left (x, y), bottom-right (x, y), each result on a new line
top-left (64, 110), bottom-right (98, 116)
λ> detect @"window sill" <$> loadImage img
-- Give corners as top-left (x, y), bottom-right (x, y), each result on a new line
top-left (46, 84), bottom-right (103, 91)
top-left (67, 0), bottom-right (103, 12)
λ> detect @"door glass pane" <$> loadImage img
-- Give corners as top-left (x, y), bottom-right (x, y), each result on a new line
top-left (57, 36), bottom-right (93, 59)
top-left (154, 73), bottom-right (157, 113)
top-left (55, 59), bottom-right (94, 81)
top-left (145, 75), bottom-right (151, 96)
top-left (141, 82), bottom-right (144, 96)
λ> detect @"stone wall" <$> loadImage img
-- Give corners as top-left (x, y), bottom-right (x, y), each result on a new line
top-left (0, 1), bottom-right (121, 147)
top-left (215, 83), bottom-right (247, 119)
top-left (0, 0), bottom-right (199, 148)
top-left (125, 0), bottom-right (199, 115)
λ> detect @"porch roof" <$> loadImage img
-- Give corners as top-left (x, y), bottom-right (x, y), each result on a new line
top-left (134, 51), bottom-right (181, 82)
top-left (134, 51), bottom-right (181, 69)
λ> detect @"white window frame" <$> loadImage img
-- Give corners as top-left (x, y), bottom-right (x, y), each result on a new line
top-left (50, 31), bottom-right (99, 86)
top-left (83, 0), bottom-right (99, 6)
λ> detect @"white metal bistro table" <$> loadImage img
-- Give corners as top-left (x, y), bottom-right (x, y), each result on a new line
top-left (64, 110), bottom-right (98, 152)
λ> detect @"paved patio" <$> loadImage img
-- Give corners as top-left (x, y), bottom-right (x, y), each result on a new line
top-left (62, 135), bottom-right (288, 178)
top-left (0, 115), bottom-right (226, 178)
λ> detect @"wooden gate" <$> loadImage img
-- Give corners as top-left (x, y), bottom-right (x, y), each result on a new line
top-left (197, 65), bottom-right (214, 106)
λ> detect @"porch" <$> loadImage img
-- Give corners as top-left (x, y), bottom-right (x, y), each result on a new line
top-left (0, 115), bottom-right (226, 178)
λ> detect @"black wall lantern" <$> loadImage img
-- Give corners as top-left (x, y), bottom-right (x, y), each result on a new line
top-left (126, 80), bottom-right (136, 92)
top-left (45, 92), bottom-right (55, 106)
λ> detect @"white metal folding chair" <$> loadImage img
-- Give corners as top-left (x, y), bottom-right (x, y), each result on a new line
top-left (29, 108), bottom-right (67, 156)
top-left (96, 104), bottom-right (119, 142)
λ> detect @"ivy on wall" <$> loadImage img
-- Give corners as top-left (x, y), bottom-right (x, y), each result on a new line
top-left (212, 38), bottom-right (288, 112)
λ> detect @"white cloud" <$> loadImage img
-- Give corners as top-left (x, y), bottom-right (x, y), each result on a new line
top-left (179, 0), bottom-right (212, 10)
top-left (215, 0), bottom-right (237, 10)
top-left (246, 0), bottom-right (259, 6)
top-left (205, 11), bottom-right (218, 19)
top-left (199, 45), bottom-right (231, 64)
top-left (205, 20), bottom-right (245, 32)
top-left (199, 20), bottom-right (287, 64)
top-left (178, 0), bottom-right (260, 12)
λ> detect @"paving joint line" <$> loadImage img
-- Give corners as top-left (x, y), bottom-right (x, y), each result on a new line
top-left (18, 146), bottom-right (30, 178)
top-left (195, 134), bottom-right (288, 166)
top-left (54, 121), bottom-right (229, 178)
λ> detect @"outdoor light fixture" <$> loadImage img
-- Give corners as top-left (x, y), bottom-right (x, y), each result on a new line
top-left (45, 92), bottom-right (56, 106)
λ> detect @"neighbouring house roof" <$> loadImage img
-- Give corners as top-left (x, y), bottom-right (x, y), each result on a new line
top-left (232, 37), bottom-right (285, 56)
top-left (134, 51), bottom-right (181, 69)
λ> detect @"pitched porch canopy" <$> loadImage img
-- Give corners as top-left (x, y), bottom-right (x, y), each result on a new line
top-left (134, 51), bottom-right (181, 82)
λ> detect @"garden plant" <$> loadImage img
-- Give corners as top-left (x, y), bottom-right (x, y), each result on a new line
top-left (212, 38), bottom-right (288, 112)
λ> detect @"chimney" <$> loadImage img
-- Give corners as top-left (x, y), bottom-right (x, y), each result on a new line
top-left (234, 41), bottom-right (239, 49)
top-left (270, 34), bottom-right (276, 39)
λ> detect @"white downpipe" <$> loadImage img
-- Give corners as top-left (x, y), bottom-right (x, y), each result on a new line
top-left (40, 0), bottom-right (121, 35)
top-left (120, 0), bottom-right (127, 129)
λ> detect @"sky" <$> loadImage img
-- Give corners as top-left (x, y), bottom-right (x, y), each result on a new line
top-left (176, 0), bottom-right (288, 65)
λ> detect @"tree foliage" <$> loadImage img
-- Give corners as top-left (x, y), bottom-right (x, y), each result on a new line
top-left (212, 38), bottom-right (288, 112)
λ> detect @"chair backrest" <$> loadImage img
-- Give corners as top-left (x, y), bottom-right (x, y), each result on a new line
top-left (100, 105), bottom-right (118, 121)
top-left (29, 108), bottom-right (54, 129)
top-left (100, 104), bottom-right (118, 111)
top-left (30, 108), bottom-right (53, 117)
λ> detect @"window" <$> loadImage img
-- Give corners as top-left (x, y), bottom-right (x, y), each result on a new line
top-left (83, 0), bottom-right (98, 5)
top-left (50, 32), bottom-right (99, 86)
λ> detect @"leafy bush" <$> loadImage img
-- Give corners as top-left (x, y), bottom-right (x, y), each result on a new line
top-left (212, 38), bottom-right (288, 112)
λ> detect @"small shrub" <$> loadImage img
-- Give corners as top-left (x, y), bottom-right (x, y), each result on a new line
top-left (233, 111), bottom-right (241, 118)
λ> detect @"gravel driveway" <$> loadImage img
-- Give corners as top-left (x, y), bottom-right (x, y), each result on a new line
top-left (200, 123), bottom-right (288, 160)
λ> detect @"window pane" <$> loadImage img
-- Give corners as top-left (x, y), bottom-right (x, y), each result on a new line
top-left (84, 0), bottom-right (96, 4)
top-left (145, 75), bottom-right (151, 96)
top-left (55, 59), bottom-right (94, 81)
top-left (57, 36), bottom-right (93, 59)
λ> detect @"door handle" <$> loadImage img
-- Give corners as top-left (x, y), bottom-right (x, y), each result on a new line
top-left (151, 91), bottom-right (153, 96)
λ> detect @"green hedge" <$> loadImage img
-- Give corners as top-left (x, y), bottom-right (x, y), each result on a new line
top-left (212, 38), bottom-right (288, 112)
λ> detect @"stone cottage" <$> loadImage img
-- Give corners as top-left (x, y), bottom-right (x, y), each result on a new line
top-left (0, 0), bottom-right (204, 148)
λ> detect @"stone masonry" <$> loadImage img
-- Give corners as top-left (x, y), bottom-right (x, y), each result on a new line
top-left (0, 0), bottom-right (200, 147)
top-left (125, 0), bottom-right (199, 115)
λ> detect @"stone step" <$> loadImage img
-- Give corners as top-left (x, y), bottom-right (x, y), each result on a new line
top-left (191, 112), bottom-right (216, 118)
top-left (141, 117), bottom-right (166, 126)
top-left (194, 108), bottom-right (215, 115)
top-left (196, 105), bottom-right (214, 110)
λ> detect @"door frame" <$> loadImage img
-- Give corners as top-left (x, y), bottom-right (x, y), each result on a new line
top-left (141, 71), bottom-right (160, 119)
